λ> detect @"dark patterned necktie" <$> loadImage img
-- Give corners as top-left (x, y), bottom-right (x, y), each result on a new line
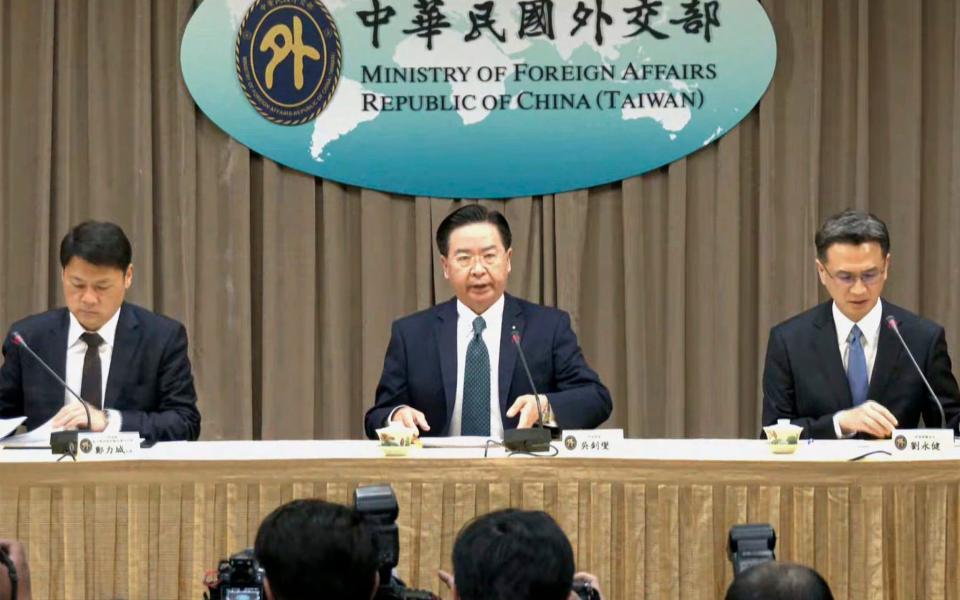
top-left (80, 332), bottom-right (104, 410)
top-left (461, 317), bottom-right (490, 436)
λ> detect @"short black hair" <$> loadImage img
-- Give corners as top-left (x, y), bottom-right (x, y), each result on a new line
top-left (254, 499), bottom-right (378, 600)
top-left (725, 562), bottom-right (834, 600)
top-left (452, 509), bottom-right (574, 600)
top-left (435, 204), bottom-right (512, 256)
top-left (59, 221), bottom-right (132, 271)
top-left (814, 210), bottom-right (890, 262)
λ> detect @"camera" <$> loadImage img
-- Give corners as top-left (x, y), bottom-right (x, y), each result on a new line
top-left (354, 484), bottom-right (437, 600)
top-left (204, 548), bottom-right (266, 600)
top-left (572, 579), bottom-right (601, 600)
top-left (205, 485), bottom-right (435, 600)
top-left (727, 523), bottom-right (777, 576)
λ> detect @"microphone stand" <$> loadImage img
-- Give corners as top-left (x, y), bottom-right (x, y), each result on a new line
top-left (12, 332), bottom-right (93, 456)
top-left (503, 327), bottom-right (553, 453)
top-left (884, 317), bottom-right (948, 429)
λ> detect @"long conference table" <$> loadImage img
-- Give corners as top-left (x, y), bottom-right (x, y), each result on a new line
top-left (1, 438), bottom-right (959, 600)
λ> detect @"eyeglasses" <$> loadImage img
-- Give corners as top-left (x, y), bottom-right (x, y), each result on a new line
top-left (451, 252), bottom-right (503, 270)
top-left (820, 262), bottom-right (886, 287)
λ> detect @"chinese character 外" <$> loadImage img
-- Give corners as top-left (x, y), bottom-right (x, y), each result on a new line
top-left (260, 16), bottom-right (321, 89)
top-left (571, 0), bottom-right (614, 45)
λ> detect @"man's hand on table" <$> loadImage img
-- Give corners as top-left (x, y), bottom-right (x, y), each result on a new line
top-left (837, 400), bottom-right (897, 438)
top-left (507, 394), bottom-right (551, 428)
top-left (51, 401), bottom-right (107, 432)
top-left (837, 401), bottom-right (898, 438)
top-left (390, 407), bottom-right (431, 433)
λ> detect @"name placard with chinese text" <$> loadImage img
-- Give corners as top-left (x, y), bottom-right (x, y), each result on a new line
top-left (560, 428), bottom-right (624, 456)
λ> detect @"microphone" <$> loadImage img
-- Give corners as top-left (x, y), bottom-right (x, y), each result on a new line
top-left (502, 326), bottom-right (552, 453)
top-left (511, 328), bottom-right (547, 429)
top-left (11, 331), bottom-right (93, 453)
top-left (884, 316), bottom-right (947, 429)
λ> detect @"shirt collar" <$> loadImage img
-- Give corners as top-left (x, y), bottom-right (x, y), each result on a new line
top-left (456, 294), bottom-right (505, 327)
top-left (832, 298), bottom-right (883, 345)
top-left (68, 306), bottom-right (122, 348)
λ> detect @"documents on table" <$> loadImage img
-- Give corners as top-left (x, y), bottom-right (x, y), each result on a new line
top-left (419, 436), bottom-right (493, 448)
top-left (1, 417), bottom-right (57, 446)
top-left (0, 416), bottom-right (27, 442)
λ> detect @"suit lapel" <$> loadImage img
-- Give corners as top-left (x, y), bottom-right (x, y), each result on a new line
top-left (105, 304), bottom-right (140, 409)
top-left (813, 303), bottom-right (854, 408)
top-left (868, 313), bottom-right (901, 402)
top-left (48, 310), bottom-right (70, 396)
top-left (498, 295), bottom-right (524, 416)
top-left (435, 300), bottom-right (458, 428)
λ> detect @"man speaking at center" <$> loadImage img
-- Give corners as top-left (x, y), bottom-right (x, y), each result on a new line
top-left (365, 205), bottom-right (611, 438)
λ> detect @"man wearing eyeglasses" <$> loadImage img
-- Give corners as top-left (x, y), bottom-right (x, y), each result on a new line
top-left (364, 204), bottom-right (612, 439)
top-left (762, 210), bottom-right (960, 439)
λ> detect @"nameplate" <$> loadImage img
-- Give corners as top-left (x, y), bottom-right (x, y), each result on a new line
top-left (891, 429), bottom-right (953, 457)
top-left (559, 429), bottom-right (624, 456)
top-left (73, 432), bottom-right (141, 461)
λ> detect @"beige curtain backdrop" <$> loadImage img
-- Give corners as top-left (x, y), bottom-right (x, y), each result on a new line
top-left (1, 0), bottom-right (958, 441)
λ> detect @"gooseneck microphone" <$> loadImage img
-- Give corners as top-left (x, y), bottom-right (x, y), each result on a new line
top-left (12, 332), bottom-right (92, 430)
top-left (502, 326), bottom-right (552, 453)
top-left (884, 316), bottom-right (947, 429)
top-left (511, 327), bottom-right (546, 428)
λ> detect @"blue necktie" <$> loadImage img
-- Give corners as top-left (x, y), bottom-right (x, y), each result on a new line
top-left (461, 317), bottom-right (490, 436)
top-left (847, 325), bottom-right (868, 406)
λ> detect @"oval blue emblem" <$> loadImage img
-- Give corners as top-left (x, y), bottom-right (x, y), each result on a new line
top-left (236, 0), bottom-right (342, 125)
top-left (182, 0), bottom-right (777, 198)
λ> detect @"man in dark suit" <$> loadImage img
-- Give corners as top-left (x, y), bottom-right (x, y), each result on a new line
top-left (762, 210), bottom-right (960, 439)
top-left (365, 205), bottom-right (611, 438)
top-left (0, 221), bottom-right (200, 442)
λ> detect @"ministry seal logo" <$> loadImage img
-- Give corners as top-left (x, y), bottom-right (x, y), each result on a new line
top-left (79, 439), bottom-right (93, 454)
top-left (236, 0), bottom-right (342, 126)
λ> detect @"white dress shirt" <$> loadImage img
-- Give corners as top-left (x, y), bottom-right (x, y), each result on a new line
top-left (449, 295), bottom-right (505, 438)
top-left (831, 299), bottom-right (883, 438)
top-left (65, 309), bottom-right (123, 432)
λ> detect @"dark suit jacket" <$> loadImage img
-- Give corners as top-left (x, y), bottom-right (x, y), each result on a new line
top-left (364, 294), bottom-right (612, 438)
top-left (762, 300), bottom-right (960, 439)
top-left (0, 303), bottom-right (201, 442)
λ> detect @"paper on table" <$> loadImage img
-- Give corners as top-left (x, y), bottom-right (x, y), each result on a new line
top-left (2, 417), bottom-right (58, 446)
top-left (0, 416), bottom-right (27, 440)
top-left (420, 436), bottom-right (495, 448)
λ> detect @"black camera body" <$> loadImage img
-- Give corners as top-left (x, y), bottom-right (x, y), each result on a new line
top-left (204, 548), bottom-right (266, 600)
top-left (354, 484), bottom-right (437, 600)
top-left (728, 523), bottom-right (777, 576)
top-left (572, 579), bottom-right (601, 600)
top-left (373, 580), bottom-right (438, 600)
